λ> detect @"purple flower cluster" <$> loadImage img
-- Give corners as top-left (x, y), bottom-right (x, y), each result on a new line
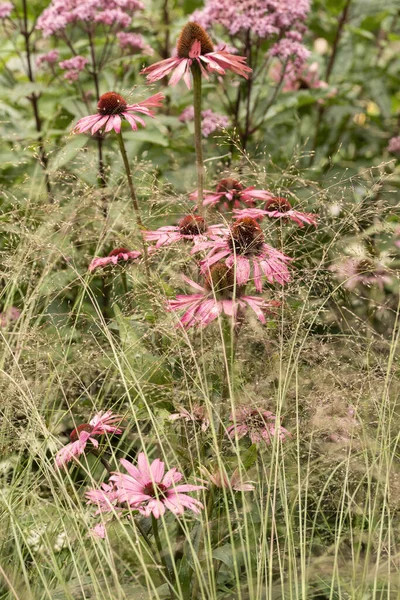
top-left (59, 55), bottom-right (88, 82)
top-left (179, 106), bottom-right (229, 138)
top-left (387, 136), bottom-right (400, 155)
top-left (36, 50), bottom-right (59, 68)
top-left (192, 0), bottom-right (310, 68)
top-left (117, 32), bottom-right (154, 55)
top-left (36, 0), bottom-right (144, 38)
top-left (0, 1), bottom-right (12, 19)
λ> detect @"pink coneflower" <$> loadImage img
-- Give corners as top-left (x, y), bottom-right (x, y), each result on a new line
top-left (233, 197), bottom-right (318, 228)
top-left (167, 264), bottom-right (280, 328)
top-left (227, 406), bottom-right (291, 445)
top-left (140, 21), bottom-right (251, 89)
top-left (110, 453), bottom-right (204, 518)
top-left (89, 248), bottom-right (141, 272)
top-left (201, 465), bottom-right (254, 491)
top-left (90, 523), bottom-right (107, 538)
top-left (331, 257), bottom-right (392, 291)
top-left (86, 482), bottom-right (121, 514)
top-left (169, 404), bottom-right (210, 432)
top-left (73, 91), bottom-right (164, 135)
top-left (55, 411), bottom-right (123, 469)
top-left (144, 215), bottom-right (225, 248)
top-left (194, 217), bottom-right (291, 291)
top-left (190, 178), bottom-right (273, 211)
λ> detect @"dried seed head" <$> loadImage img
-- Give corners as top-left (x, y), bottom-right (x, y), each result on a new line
top-left (179, 215), bottom-right (207, 236)
top-left (70, 423), bottom-right (92, 442)
top-left (265, 197), bottom-right (292, 212)
top-left (204, 262), bottom-right (236, 297)
top-left (98, 92), bottom-right (128, 115)
top-left (108, 248), bottom-right (130, 257)
top-left (228, 217), bottom-right (264, 255)
top-left (355, 258), bottom-right (377, 278)
top-left (176, 22), bottom-right (214, 59)
top-left (216, 178), bottom-right (243, 195)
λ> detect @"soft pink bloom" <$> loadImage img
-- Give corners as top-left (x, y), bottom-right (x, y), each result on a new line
top-left (269, 38), bottom-right (310, 72)
top-left (387, 136), bottom-right (400, 155)
top-left (36, 50), bottom-right (59, 67)
top-left (36, 0), bottom-right (144, 37)
top-left (192, 0), bottom-right (310, 40)
top-left (117, 32), bottom-right (153, 55)
top-left (169, 404), bottom-right (210, 432)
top-left (59, 55), bottom-right (88, 72)
top-left (90, 523), bottom-right (107, 538)
top-left (0, 2), bottom-right (13, 18)
top-left (0, 306), bottom-right (20, 328)
top-left (193, 217), bottom-right (291, 290)
top-left (74, 91), bottom-right (164, 136)
top-left (55, 411), bottom-right (123, 469)
top-left (179, 106), bottom-right (229, 137)
top-left (141, 22), bottom-right (251, 90)
top-left (167, 270), bottom-right (280, 328)
top-left (331, 258), bottom-right (392, 291)
top-left (282, 61), bottom-right (327, 92)
top-left (144, 215), bottom-right (225, 249)
top-left (233, 197), bottom-right (318, 228)
top-left (89, 248), bottom-right (141, 272)
top-left (86, 483), bottom-right (121, 514)
top-left (227, 406), bottom-right (291, 445)
top-left (55, 429), bottom-right (98, 470)
top-left (110, 453), bottom-right (205, 518)
top-left (190, 178), bottom-right (273, 211)
top-left (201, 466), bottom-right (254, 492)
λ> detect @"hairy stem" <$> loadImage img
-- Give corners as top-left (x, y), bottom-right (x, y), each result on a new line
top-left (116, 132), bottom-right (151, 283)
top-left (192, 65), bottom-right (205, 216)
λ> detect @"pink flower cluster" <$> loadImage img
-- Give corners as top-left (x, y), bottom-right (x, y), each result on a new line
top-left (117, 32), bottom-right (153, 55)
top-left (36, 50), bottom-right (59, 68)
top-left (59, 55), bottom-right (88, 82)
top-left (192, 0), bottom-right (310, 68)
top-left (0, 306), bottom-right (20, 328)
top-left (88, 453), bottom-right (204, 519)
top-left (227, 406), bottom-right (291, 444)
top-left (0, 1), bottom-right (13, 19)
top-left (179, 106), bottom-right (230, 137)
top-left (387, 136), bottom-right (400, 155)
top-left (36, 0), bottom-right (144, 38)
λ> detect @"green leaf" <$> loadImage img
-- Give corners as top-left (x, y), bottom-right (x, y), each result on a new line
top-left (48, 136), bottom-right (88, 172)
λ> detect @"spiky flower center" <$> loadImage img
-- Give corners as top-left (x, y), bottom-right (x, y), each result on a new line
top-left (246, 411), bottom-right (271, 431)
top-left (108, 248), bottom-right (130, 257)
top-left (265, 197), bottom-right (292, 212)
top-left (179, 215), bottom-right (207, 236)
top-left (216, 178), bottom-right (243, 201)
top-left (98, 92), bottom-right (128, 115)
top-left (204, 262), bottom-right (237, 298)
top-left (355, 258), bottom-right (377, 278)
top-left (228, 217), bottom-right (264, 255)
top-left (70, 423), bottom-right (92, 442)
top-left (176, 22), bottom-right (214, 58)
top-left (142, 482), bottom-right (168, 498)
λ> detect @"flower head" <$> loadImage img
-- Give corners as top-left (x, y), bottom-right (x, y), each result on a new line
top-left (169, 404), bottom-right (210, 432)
top-left (233, 197), bottom-right (318, 228)
top-left (110, 453), bottom-right (204, 518)
top-left (36, 50), bottom-right (59, 68)
top-left (227, 406), bottom-right (291, 445)
top-left (0, 2), bottom-right (13, 19)
top-left (190, 178), bottom-right (273, 211)
top-left (144, 215), bottom-right (225, 249)
top-left (179, 106), bottom-right (229, 137)
top-left (167, 265), bottom-right (280, 328)
top-left (387, 136), bottom-right (400, 156)
top-left (55, 411), bottom-right (123, 469)
top-left (86, 482), bottom-right (121, 514)
top-left (117, 32), bottom-right (153, 55)
top-left (331, 257), bottom-right (392, 291)
top-left (0, 306), bottom-right (20, 328)
top-left (141, 21), bottom-right (251, 89)
top-left (74, 91), bottom-right (164, 136)
top-left (89, 248), bottom-right (141, 272)
top-left (193, 217), bottom-right (291, 290)
top-left (201, 465), bottom-right (254, 491)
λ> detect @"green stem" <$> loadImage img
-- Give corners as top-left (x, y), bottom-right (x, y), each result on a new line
top-left (116, 131), bottom-right (151, 283)
top-left (192, 65), bottom-right (205, 216)
top-left (191, 488), bottom-right (215, 600)
top-left (120, 270), bottom-right (129, 299)
top-left (151, 515), bottom-right (173, 587)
